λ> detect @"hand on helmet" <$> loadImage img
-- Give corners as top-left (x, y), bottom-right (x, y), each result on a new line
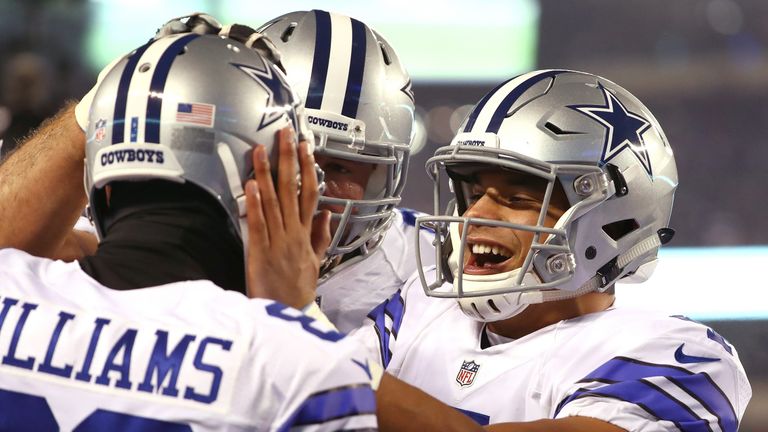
top-left (245, 127), bottom-right (331, 309)
top-left (155, 13), bottom-right (284, 72)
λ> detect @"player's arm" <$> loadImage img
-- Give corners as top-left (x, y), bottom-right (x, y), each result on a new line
top-left (0, 103), bottom-right (91, 259)
top-left (377, 373), bottom-right (484, 432)
top-left (485, 417), bottom-right (625, 431)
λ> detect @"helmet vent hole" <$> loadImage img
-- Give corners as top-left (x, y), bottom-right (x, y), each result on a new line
top-left (138, 63), bottom-right (151, 73)
top-left (487, 299), bottom-right (501, 314)
top-left (544, 122), bottom-right (578, 136)
top-left (602, 219), bottom-right (639, 241)
top-left (281, 23), bottom-right (297, 42)
top-left (378, 41), bottom-right (392, 65)
top-left (471, 303), bottom-right (485, 320)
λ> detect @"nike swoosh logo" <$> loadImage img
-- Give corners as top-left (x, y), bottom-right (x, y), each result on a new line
top-left (675, 344), bottom-right (720, 364)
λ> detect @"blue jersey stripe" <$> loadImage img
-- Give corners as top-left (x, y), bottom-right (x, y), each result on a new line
top-left (557, 381), bottom-right (711, 432)
top-left (367, 300), bottom-right (392, 367)
top-left (385, 294), bottom-right (405, 338)
top-left (305, 10), bottom-right (332, 109)
top-left (561, 356), bottom-right (737, 432)
top-left (145, 34), bottom-right (199, 144)
top-left (578, 356), bottom-right (691, 383)
top-left (112, 40), bottom-right (156, 144)
top-left (668, 374), bottom-right (738, 432)
top-left (341, 18), bottom-right (367, 118)
top-left (462, 77), bottom-right (515, 133)
top-left (484, 70), bottom-right (563, 134)
top-left (455, 407), bottom-right (490, 426)
top-left (279, 384), bottom-right (376, 430)
top-left (366, 290), bottom-right (405, 368)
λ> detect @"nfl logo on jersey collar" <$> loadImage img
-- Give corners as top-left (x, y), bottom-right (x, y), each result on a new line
top-left (456, 360), bottom-right (480, 387)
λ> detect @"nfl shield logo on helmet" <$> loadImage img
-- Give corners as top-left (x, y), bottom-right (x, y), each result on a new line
top-left (94, 119), bottom-right (107, 143)
top-left (456, 360), bottom-right (480, 387)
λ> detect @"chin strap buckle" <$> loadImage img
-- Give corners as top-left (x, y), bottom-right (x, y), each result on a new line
top-left (596, 256), bottom-right (621, 290)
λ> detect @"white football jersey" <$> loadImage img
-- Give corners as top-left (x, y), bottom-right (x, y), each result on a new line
top-left (353, 267), bottom-right (752, 431)
top-left (0, 248), bottom-right (377, 431)
top-left (316, 208), bottom-right (435, 333)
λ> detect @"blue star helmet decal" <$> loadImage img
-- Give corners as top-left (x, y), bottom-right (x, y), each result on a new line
top-left (231, 61), bottom-right (298, 132)
top-left (570, 83), bottom-right (653, 177)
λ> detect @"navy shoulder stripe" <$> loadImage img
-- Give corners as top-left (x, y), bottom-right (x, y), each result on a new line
top-left (366, 290), bottom-right (405, 368)
top-left (279, 384), bottom-right (376, 431)
top-left (557, 356), bottom-right (738, 432)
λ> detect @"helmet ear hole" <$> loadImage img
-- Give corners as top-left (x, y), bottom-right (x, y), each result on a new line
top-left (280, 23), bottom-right (297, 42)
top-left (378, 41), bottom-right (392, 65)
top-left (602, 219), bottom-right (640, 241)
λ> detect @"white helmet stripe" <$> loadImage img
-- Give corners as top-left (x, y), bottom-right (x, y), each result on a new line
top-left (320, 13), bottom-right (354, 114)
top-left (464, 70), bottom-right (567, 134)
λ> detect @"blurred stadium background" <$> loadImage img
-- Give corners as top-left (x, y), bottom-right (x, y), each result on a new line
top-left (1, 0), bottom-right (765, 429)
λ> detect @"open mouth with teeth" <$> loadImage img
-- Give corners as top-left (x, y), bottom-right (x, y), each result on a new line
top-left (464, 242), bottom-right (515, 274)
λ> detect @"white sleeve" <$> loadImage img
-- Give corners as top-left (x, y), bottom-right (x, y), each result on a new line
top-left (554, 326), bottom-right (751, 432)
top-left (73, 216), bottom-right (96, 235)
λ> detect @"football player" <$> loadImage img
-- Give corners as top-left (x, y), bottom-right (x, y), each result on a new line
top-left (351, 70), bottom-right (753, 429)
top-left (0, 33), bottom-right (378, 430)
top-left (0, 11), bottom-right (435, 334)
top-left (256, 10), bottom-right (435, 332)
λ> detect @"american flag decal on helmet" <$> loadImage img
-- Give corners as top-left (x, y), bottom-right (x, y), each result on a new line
top-left (456, 360), bottom-right (480, 387)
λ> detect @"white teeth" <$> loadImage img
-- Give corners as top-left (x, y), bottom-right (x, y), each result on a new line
top-left (471, 243), bottom-right (511, 258)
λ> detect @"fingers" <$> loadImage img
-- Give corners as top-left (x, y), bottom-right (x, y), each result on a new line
top-left (299, 140), bottom-right (320, 230)
top-left (311, 210), bottom-right (332, 262)
top-left (253, 144), bottom-right (283, 238)
top-left (277, 127), bottom-right (301, 227)
top-left (245, 179), bottom-right (268, 251)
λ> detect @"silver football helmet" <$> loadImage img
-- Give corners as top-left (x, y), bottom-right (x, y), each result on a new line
top-left (258, 10), bottom-right (415, 271)
top-left (416, 70), bottom-right (678, 322)
top-left (84, 33), bottom-right (308, 245)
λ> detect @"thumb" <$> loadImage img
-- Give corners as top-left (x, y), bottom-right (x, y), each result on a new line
top-left (311, 210), bottom-right (331, 262)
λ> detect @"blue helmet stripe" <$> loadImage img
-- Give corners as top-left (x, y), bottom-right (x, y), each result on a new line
top-left (111, 40), bottom-right (156, 144)
top-left (462, 77), bottom-right (515, 132)
top-left (305, 10), bottom-right (332, 109)
top-left (485, 70), bottom-right (563, 133)
top-left (278, 384), bottom-right (376, 430)
top-left (145, 34), bottom-right (200, 144)
top-left (341, 18), bottom-right (367, 118)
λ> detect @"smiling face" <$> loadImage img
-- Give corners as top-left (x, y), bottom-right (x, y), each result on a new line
top-left (457, 168), bottom-right (570, 276)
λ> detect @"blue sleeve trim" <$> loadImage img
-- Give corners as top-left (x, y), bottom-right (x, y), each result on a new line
top-left (556, 356), bottom-right (738, 432)
top-left (279, 384), bottom-right (376, 430)
top-left (366, 290), bottom-right (405, 368)
top-left (455, 407), bottom-right (490, 426)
